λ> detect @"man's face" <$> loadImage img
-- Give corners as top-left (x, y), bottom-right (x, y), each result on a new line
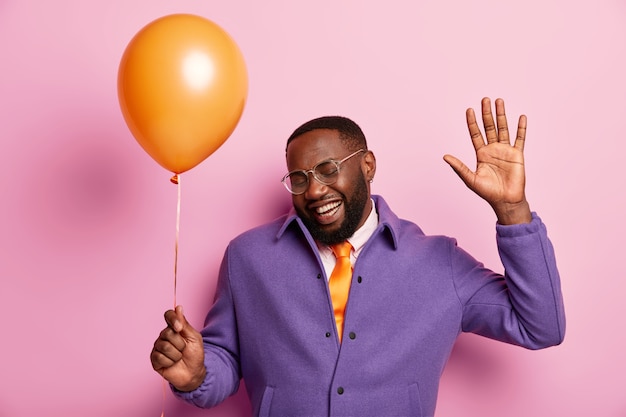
top-left (285, 129), bottom-right (374, 245)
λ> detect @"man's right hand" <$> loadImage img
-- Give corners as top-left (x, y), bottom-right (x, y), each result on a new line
top-left (151, 305), bottom-right (206, 392)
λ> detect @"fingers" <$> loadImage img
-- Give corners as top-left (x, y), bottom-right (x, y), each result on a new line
top-left (481, 97), bottom-right (498, 144)
top-left (152, 342), bottom-right (181, 371)
top-left (151, 306), bottom-right (198, 372)
top-left (515, 114), bottom-right (527, 151)
top-left (469, 97), bottom-right (516, 146)
top-left (466, 107), bottom-right (485, 152)
top-left (494, 98), bottom-right (510, 144)
top-left (152, 326), bottom-right (186, 369)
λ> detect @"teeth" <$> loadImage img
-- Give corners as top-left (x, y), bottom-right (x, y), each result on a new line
top-left (316, 201), bottom-right (341, 215)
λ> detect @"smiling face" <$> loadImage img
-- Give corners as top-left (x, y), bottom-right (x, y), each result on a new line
top-left (286, 128), bottom-right (376, 245)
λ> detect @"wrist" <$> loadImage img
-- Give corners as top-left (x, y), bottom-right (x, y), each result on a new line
top-left (492, 200), bottom-right (532, 225)
top-left (174, 366), bottom-right (207, 392)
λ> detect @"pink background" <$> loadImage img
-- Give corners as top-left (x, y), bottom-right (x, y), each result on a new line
top-left (1, 1), bottom-right (625, 416)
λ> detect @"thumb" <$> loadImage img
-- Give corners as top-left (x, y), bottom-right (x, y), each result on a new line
top-left (443, 154), bottom-right (474, 187)
top-left (167, 305), bottom-right (200, 341)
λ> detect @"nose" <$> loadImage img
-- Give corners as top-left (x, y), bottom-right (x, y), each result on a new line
top-left (303, 172), bottom-right (328, 199)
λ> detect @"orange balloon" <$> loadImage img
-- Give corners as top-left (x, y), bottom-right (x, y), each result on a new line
top-left (118, 14), bottom-right (248, 174)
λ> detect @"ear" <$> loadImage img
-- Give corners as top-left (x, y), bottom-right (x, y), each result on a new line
top-left (362, 150), bottom-right (376, 182)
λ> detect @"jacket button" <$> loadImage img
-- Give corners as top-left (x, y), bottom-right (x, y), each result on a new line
top-left (357, 276), bottom-right (362, 283)
top-left (337, 387), bottom-right (344, 395)
top-left (317, 273), bottom-right (322, 279)
top-left (325, 332), bottom-right (331, 338)
top-left (349, 332), bottom-right (356, 340)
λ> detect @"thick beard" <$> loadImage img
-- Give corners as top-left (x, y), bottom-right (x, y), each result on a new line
top-left (297, 171), bottom-right (369, 246)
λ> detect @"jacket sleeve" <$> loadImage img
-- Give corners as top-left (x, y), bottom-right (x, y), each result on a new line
top-left (454, 213), bottom-right (566, 349)
top-left (172, 246), bottom-right (242, 408)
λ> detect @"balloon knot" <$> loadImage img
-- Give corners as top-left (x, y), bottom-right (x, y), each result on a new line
top-left (170, 174), bottom-right (179, 184)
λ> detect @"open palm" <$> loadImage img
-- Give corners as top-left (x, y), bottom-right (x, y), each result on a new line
top-left (444, 97), bottom-right (531, 224)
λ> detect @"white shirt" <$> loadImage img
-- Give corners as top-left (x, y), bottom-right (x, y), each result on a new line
top-left (317, 199), bottom-right (379, 280)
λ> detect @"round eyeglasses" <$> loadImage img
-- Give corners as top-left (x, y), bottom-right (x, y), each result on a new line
top-left (281, 149), bottom-right (365, 195)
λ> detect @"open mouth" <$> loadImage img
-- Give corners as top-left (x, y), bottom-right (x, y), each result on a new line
top-left (313, 200), bottom-right (342, 224)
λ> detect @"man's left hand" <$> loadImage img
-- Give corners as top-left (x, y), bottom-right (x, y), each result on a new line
top-left (443, 97), bottom-right (532, 225)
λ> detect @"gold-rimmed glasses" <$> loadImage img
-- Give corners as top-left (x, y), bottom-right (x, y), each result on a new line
top-left (281, 149), bottom-right (365, 195)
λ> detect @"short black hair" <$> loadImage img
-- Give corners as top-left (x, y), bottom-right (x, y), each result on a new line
top-left (286, 116), bottom-right (368, 152)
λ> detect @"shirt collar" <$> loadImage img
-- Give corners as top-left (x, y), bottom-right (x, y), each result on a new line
top-left (343, 198), bottom-right (378, 253)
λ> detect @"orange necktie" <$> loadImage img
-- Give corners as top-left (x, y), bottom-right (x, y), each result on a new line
top-left (329, 241), bottom-right (353, 342)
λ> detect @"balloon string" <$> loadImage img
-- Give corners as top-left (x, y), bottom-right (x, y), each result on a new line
top-left (160, 174), bottom-right (182, 417)
top-left (171, 174), bottom-right (181, 308)
top-left (160, 378), bottom-right (167, 417)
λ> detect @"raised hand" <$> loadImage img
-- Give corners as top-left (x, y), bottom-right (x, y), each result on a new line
top-left (151, 305), bottom-right (207, 391)
top-left (443, 97), bottom-right (532, 225)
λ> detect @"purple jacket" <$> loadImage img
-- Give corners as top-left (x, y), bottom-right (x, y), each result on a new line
top-left (175, 195), bottom-right (565, 416)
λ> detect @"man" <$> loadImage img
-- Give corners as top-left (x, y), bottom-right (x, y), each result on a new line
top-left (151, 98), bottom-right (565, 417)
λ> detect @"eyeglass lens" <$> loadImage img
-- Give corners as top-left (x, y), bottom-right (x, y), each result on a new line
top-left (287, 161), bottom-right (339, 193)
